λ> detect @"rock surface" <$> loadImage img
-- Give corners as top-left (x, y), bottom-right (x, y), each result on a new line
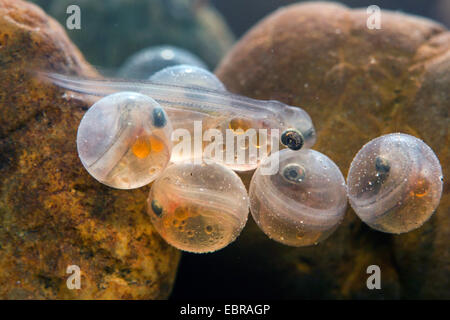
top-left (177, 2), bottom-right (450, 299)
top-left (31, 0), bottom-right (235, 69)
top-left (0, 0), bottom-right (180, 299)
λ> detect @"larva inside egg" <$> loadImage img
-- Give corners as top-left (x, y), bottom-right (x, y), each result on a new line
top-left (347, 133), bottom-right (443, 234)
top-left (76, 91), bottom-right (172, 189)
top-left (147, 161), bottom-right (249, 253)
top-left (249, 149), bottom-right (348, 247)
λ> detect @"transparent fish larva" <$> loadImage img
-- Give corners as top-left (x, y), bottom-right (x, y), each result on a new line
top-left (249, 149), bottom-right (348, 247)
top-left (150, 65), bottom-right (263, 169)
top-left (41, 69), bottom-right (316, 172)
top-left (347, 133), bottom-right (443, 234)
top-left (147, 161), bottom-right (249, 253)
top-left (150, 65), bottom-right (226, 163)
top-left (77, 91), bottom-right (172, 189)
top-left (151, 65), bottom-right (315, 172)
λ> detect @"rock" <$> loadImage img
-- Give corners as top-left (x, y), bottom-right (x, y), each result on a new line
top-left (31, 0), bottom-right (235, 69)
top-left (0, 0), bottom-right (180, 299)
top-left (185, 2), bottom-right (448, 299)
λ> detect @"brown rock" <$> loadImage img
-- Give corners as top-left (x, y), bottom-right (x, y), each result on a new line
top-left (0, 0), bottom-right (179, 299)
top-left (209, 2), bottom-right (449, 299)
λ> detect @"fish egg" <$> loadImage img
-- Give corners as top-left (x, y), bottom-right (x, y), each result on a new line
top-left (150, 64), bottom-right (225, 91)
top-left (347, 133), bottom-right (443, 234)
top-left (77, 92), bottom-right (172, 189)
top-left (117, 45), bottom-right (207, 79)
top-left (147, 161), bottom-right (249, 253)
top-left (249, 149), bottom-right (347, 247)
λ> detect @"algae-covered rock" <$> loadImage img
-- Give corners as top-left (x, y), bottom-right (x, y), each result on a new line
top-left (188, 2), bottom-right (448, 299)
top-left (0, 0), bottom-right (180, 299)
top-left (31, 0), bottom-right (235, 69)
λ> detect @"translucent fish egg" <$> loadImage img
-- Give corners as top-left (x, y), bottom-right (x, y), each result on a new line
top-left (347, 133), bottom-right (443, 234)
top-left (77, 92), bottom-right (172, 189)
top-left (117, 45), bottom-right (208, 79)
top-left (147, 161), bottom-right (249, 253)
top-left (249, 149), bottom-right (347, 247)
top-left (150, 64), bottom-right (226, 91)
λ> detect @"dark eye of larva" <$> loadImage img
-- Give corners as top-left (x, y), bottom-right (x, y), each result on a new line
top-left (281, 129), bottom-right (304, 151)
top-left (375, 156), bottom-right (390, 174)
top-left (151, 199), bottom-right (163, 217)
top-left (282, 163), bottom-right (306, 184)
top-left (152, 108), bottom-right (167, 128)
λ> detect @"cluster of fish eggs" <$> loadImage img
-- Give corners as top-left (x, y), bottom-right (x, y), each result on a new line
top-left (74, 48), bottom-right (443, 252)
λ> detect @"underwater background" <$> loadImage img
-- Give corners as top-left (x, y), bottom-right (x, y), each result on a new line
top-left (0, 0), bottom-right (448, 299)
